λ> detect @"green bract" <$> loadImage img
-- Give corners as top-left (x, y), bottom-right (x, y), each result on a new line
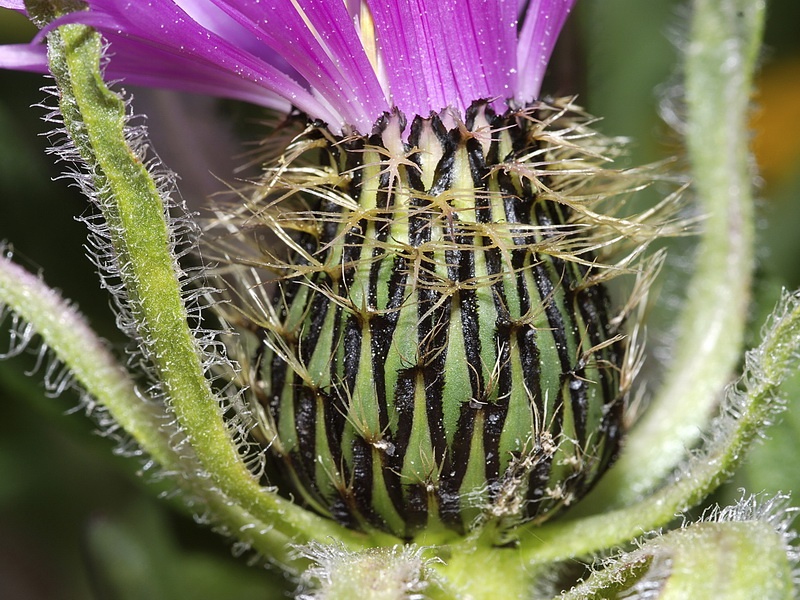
top-left (208, 101), bottom-right (672, 539)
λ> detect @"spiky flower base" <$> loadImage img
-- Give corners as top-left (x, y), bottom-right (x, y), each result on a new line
top-left (214, 100), bottom-right (649, 540)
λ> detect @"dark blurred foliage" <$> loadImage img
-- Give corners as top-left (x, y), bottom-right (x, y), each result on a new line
top-left (1, 1), bottom-right (799, 598)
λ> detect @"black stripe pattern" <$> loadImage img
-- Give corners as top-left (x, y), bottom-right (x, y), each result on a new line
top-left (255, 102), bottom-right (626, 539)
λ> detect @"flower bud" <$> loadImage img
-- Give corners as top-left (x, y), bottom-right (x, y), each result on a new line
top-left (244, 101), bottom-right (627, 538)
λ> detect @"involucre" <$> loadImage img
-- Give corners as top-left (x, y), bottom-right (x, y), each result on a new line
top-left (217, 100), bottom-right (644, 539)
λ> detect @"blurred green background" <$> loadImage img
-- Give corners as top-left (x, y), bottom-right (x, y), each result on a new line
top-left (1, 1), bottom-right (800, 598)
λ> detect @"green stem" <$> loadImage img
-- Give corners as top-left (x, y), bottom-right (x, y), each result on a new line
top-left (582, 0), bottom-right (765, 508)
top-left (557, 520), bottom-right (793, 600)
top-left (0, 253), bottom-right (172, 467)
top-left (29, 0), bottom-right (378, 558)
top-left (428, 545), bottom-right (546, 600)
top-left (0, 252), bottom-right (298, 565)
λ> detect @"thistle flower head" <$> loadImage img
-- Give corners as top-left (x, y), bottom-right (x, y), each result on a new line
top-left (1, 0), bottom-right (664, 540)
top-left (204, 98), bottom-right (673, 538)
top-left (1, 0), bottom-right (575, 133)
top-left (0, 0), bottom-right (792, 596)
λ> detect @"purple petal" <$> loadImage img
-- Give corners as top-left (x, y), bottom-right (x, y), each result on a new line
top-left (173, 0), bottom-right (292, 64)
top-left (516, 0), bottom-right (577, 102)
top-left (102, 37), bottom-right (292, 112)
top-left (208, 0), bottom-right (386, 129)
top-left (366, 0), bottom-right (520, 118)
top-left (367, 1), bottom-right (447, 117)
top-left (429, 0), bottom-right (518, 106)
top-left (0, 42), bottom-right (47, 71)
top-left (70, 1), bottom-right (344, 125)
top-left (0, 0), bottom-right (578, 131)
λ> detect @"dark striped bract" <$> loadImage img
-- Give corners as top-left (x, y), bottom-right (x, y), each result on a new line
top-left (252, 102), bottom-right (626, 539)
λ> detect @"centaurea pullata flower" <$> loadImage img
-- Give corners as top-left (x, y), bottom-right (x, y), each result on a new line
top-left (22, 0), bottom-right (646, 536)
top-left (2, 0), bottom-right (654, 536)
top-left (6, 0), bottom-right (637, 535)
top-left (2, 0), bottom-right (798, 598)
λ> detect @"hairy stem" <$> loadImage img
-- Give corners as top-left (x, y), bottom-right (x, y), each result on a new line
top-left (0, 252), bottom-right (301, 564)
top-left (558, 515), bottom-right (793, 600)
top-left (0, 252), bottom-right (170, 464)
top-left (581, 0), bottom-right (765, 508)
top-left (29, 0), bottom-right (376, 562)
